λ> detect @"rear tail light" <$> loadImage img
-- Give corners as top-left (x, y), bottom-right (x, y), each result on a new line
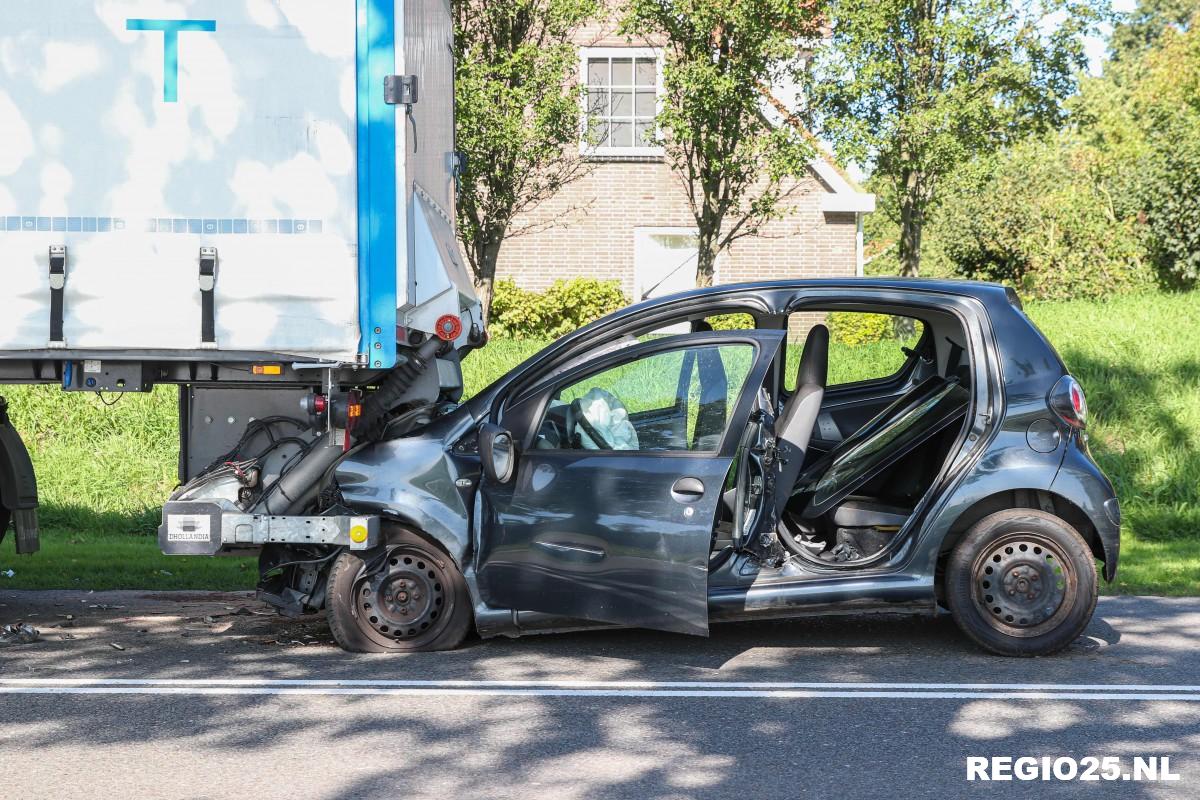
top-left (1049, 375), bottom-right (1088, 429)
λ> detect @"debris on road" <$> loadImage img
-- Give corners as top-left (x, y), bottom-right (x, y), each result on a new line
top-left (0, 623), bottom-right (40, 646)
top-left (110, 643), bottom-right (125, 651)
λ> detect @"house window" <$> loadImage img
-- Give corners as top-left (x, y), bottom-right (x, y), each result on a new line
top-left (582, 48), bottom-right (662, 155)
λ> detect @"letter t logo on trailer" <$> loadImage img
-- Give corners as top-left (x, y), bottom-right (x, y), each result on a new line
top-left (126, 19), bottom-right (217, 103)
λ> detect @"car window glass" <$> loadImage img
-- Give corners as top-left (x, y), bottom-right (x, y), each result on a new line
top-left (785, 312), bottom-right (925, 390)
top-left (535, 343), bottom-right (755, 452)
top-left (801, 380), bottom-right (970, 511)
top-left (636, 312), bottom-right (758, 341)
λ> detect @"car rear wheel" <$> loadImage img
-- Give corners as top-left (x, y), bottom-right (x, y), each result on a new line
top-left (945, 509), bottom-right (1097, 657)
top-left (326, 527), bottom-right (472, 653)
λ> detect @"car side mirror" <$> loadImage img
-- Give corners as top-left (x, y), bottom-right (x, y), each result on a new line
top-left (479, 423), bottom-right (517, 484)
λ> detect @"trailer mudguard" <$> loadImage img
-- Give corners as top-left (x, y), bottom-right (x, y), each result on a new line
top-left (0, 396), bottom-right (39, 554)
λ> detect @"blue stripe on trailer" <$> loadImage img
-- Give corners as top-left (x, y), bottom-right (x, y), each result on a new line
top-left (356, 0), bottom-right (399, 370)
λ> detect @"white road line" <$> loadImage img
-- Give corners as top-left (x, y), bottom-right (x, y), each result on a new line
top-left (0, 686), bottom-right (1199, 700)
top-left (0, 678), bottom-right (1198, 700)
top-left (0, 678), bottom-right (1198, 691)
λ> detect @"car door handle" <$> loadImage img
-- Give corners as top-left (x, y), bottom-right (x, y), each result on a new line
top-left (670, 477), bottom-right (705, 503)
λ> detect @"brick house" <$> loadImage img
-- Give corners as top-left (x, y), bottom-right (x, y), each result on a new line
top-left (494, 12), bottom-right (874, 303)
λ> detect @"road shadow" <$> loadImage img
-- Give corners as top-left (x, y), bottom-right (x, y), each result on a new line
top-left (1, 593), bottom-right (1197, 799)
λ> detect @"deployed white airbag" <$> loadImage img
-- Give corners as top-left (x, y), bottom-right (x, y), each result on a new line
top-left (576, 388), bottom-right (638, 451)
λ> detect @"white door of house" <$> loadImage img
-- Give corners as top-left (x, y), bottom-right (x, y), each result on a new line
top-left (634, 228), bottom-right (709, 332)
top-left (633, 228), bottom-right (700, 304)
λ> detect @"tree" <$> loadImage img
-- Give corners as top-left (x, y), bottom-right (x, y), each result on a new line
top-left (453, 0), bottom-right (597, 321)
top-left (1081, 7), bottom-right (1200, 286)
top-left (805, 0), bottom-right (1102, 278)
top-left (622, 0), bottom-right (821, 287)
top-left (934, 132), bottom-right (1151, 299)
top-left (1111, 0), bottom-right (1197, 60)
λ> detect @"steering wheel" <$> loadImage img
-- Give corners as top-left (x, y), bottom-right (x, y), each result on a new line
top-left (569, 398), bottom-right (612, 449)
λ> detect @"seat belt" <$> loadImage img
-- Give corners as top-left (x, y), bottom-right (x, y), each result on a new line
top-left (48, 246), bottom-right (67, 346)
top-left (199, 247), bottom-right (218, 346)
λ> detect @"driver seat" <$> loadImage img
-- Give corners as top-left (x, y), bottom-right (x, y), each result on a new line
top-left (773, 324), bottom-right (829, 517)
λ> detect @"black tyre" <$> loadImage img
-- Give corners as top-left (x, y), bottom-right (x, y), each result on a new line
top-left (945, 509), bottom-right (1097, 657)
top-left (326, 526), bottom-right (472, 653)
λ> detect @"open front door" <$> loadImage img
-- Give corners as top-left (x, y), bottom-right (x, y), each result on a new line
top-left (476, 330), bottom-right (783, 635)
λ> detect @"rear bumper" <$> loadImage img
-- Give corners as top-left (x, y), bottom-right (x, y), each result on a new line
top-left (1051, 438), bottom-right (1120, 581)
top-left (159, 500), bottom-right (381, 556)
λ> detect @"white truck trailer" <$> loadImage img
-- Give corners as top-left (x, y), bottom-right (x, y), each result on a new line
top-left (0, 0), bottom-right (482, 606)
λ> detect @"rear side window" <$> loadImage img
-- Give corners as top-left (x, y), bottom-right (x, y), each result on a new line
top-left (785, 312), bottom-right (925, 390)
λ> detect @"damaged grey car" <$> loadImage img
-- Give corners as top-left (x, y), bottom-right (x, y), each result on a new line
top-left (160, 279), bottom-right (1121, 657)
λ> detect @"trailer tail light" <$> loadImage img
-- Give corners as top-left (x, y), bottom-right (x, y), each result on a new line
top-left (435, 314), bottom-right (463, 341)
top-left (345, 393), bottom-right (363, 452)
top-left (1049, 375), bottom-right (1088, 429)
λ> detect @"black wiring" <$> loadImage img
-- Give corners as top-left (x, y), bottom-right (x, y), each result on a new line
top-left (199, 416), bottom-right (309, 475)
top-left (261, 547), bottom-right (341, 577)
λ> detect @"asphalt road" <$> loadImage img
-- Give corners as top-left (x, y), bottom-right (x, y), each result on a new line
top-left (1, 591), bottom-right (1197, 800)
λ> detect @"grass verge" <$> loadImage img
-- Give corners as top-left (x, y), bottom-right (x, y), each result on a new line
top-left (4, 528), bottom-right (253, 591)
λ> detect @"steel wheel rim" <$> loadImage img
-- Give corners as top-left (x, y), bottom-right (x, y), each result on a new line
top-left (355, 545), bottom-right (451, 644)
top-left (971, 532), bottom-right (1077, 638)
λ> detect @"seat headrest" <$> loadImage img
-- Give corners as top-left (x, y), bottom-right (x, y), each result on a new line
top-left (796, 324), bottom-right (829, 389)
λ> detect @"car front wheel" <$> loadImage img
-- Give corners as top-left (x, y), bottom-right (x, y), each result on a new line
top-left (945, 509), bottom-right (1098, 657)
top-left (326, 526), bottom-right (472, 653)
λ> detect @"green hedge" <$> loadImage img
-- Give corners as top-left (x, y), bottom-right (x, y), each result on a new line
top-left (489, 278), bottom-right (629, 339)
top-left (827, 311), bottom-right (897, 345)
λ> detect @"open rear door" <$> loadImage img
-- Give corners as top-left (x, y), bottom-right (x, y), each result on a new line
top-left (476, 330), bottom-right (783, 635)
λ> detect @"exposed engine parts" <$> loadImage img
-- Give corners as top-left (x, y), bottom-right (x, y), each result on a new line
top-left (173, 334), bottom-right (454, 521)
top-left (164, 335), bottom-right (461, 618)
top-left (170, 415), bottom-right (330, 514)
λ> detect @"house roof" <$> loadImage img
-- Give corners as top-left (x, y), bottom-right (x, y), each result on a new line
top-left (759, 87), bottom-right (874, 214)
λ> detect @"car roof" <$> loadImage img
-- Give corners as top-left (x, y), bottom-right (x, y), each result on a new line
top-left (631, 277), bottom-right (1013, 307)
top-left (614, 278), bottom-right (1018, 323)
